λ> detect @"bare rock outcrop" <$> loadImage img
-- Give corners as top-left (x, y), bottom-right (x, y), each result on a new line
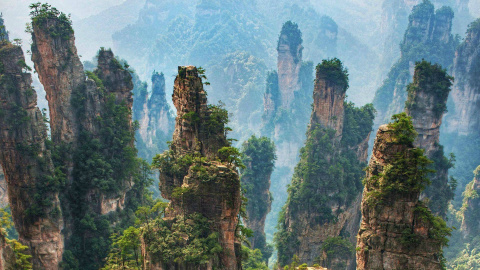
top-left (147, 66), bottom-right (242, 269)
top-left (357, 117), bottom-right (449, 270)
top-left (276, 59), bottom-right (374, 270)
top-left (0, 42), bottom-right (63, 269)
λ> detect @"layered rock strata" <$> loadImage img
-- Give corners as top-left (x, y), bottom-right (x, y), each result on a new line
top-left (357, 118), bottom-right (449, 270)
top-left (405, 60), bottom-right (454, 216)
top-left (276, 59), bottom-right (374, 270)
top-left (148, 66), bottom-right (241, 269)
top-left (0, 42), bottom-right (63, 269)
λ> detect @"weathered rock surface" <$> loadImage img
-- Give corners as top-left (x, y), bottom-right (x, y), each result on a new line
top-left (0, 42), bottom-right (63, 269)
top-left (356, 123), bottom-right (446, 270)
top-left (444, 19), bottom-right (480, 136)
top-left (276, 60), bottom-right (373, 270)
top-left (150, 66), bottom-right (241, 269)
top-left (405, 61), bottom-right (454, 217)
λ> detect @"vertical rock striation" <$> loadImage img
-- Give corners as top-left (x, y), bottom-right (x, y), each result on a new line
top-left (444, 19), bottom-right (480, 136)
top-left (276, 59), bottom-right (375, 270)
top-left (405, 60), bottom-right (454, 216)
top-left (357, 114), bottom-right (450, 270)
top-left (0, 42), bottom-right (63, 269)
top-left (149, 66), bottom-right (241, 269)
top-left (277, 21), bottom-right (303, 110)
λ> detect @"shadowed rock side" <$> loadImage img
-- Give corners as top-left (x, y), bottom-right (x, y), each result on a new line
top-left (240, 135), bottom-right (276, 262)
top-left (0, 42), bottom-right (63, 269)
top-left (405, 61), bottom-right (454, 217)
top-left (373, 0), bottom-right (456, 130)
top-left (147, 66), bottom-right (241, 269)
top-left (445, 19), bottom-right (480, 136)
top-left (276, 59), bottom-right (375, 270)
top-left (357, 116), bottom-right (450, 270)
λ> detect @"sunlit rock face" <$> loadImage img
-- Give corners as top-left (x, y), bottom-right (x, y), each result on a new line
top-left (0, 42), bottom-right (64, 269)
top-left (149, 66), bottom-right (241, 269)
top-left (357, 124), bottom-right (445, 270)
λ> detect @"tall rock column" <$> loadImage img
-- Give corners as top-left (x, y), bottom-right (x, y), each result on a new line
top-left (460, 165), bottom-right (480, 237)
top-left (405, 60), bottom-right (454, 216)
top-left (30, 6), bottom-right (84, 144)
top-left (240, 135), bottom-right (276, 261)
top-left (275, 59), bottom-right (375, 270)
top-left (445, 19), bottom-right (480, 136)
top-left (357, 114), bottom-right (450, 270)
top-left (277, 21), bottom-right (303, 109)
top-left (0, 42), bottom-right (63, 269)
top-left (150, 66), bottom-right (241, 269)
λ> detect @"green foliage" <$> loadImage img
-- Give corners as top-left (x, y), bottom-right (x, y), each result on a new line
top-left (321, 236), bottom-right (354, 264)
top-left (218, 146), bottom-right (245, 168)
top-left (415, 202), bottom-right (452, 247)
top-left (405, 60), bottom-right (453, 117)
top-left (29, 2), bottom-right (73, 40)
top-left (315, 58), bottom-right (349, 92)
top-left (364, 113), bottom-right (432, 202)
top-left (0, 207), bottom-right (32, 270)
top-left (278, 21), bottom-right (303, 63)
top-left (142, 213), bottom-right (222, 265)
top-left (101, 227), bottom-right (142, 270)
top-left (341, 102), bottom-right (375, 147)
top-left (241, 246), bottom-right (269, 270)
top-left (205, 103), bottom-right (230, 137)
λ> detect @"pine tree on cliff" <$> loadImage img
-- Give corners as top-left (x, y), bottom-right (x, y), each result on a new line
top-left (147, 66), bottom-right (244, 269)
top-left (275, 59), bottom-right (375, 270)
top-left (405, 60), bottom-right (455, 217)
top-left (240, 135), bottom-right (276, 262)
top-left (357, 113), bottom-right (451, 270)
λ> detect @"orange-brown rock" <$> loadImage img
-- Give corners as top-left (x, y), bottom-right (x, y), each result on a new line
top-left (151, 66), bottom-right (241, 269)
top-left (0, 42), bottom-right (63, 269)
top-left (356, 123), bottom-right (447, 270)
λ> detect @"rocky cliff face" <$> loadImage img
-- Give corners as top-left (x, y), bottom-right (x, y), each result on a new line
top-left (240, 135), bottom-right (275, 261)
top-left (405, 61), bottom-right (454, 217)
top-left (149, 66), bottom-right (241, 269)
top-left (444, 19), bottom-right (480, 136)
top-left (373, 0), bottom-right (456, 128)
top-left (276, 59), bottom-right (374, 270)
top-left (136, 71), bottom-right (174, 161)
top-left (357, 116), bottom-right (450, 270)
top-left (277, 21), bottom-right (303, 109)
top-left (0, 42), bottom-right (63, 269)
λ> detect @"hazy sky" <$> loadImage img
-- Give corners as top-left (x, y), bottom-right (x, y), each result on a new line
top-left (1, 0), bottom-right (125, 49)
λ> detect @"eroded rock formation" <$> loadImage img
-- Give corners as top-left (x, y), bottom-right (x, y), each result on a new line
top-left (276, 59), bottom-right (375, 270)
top-left (373, 0), bottom-right (456, 128)
top-left (0, 41), bottom-right (63, 269)
top-left (240, 135), bottom-right (275, 261)
top-left (147, 66), bottom-right (241, 269)
top-left (405, 60), bottom-right (454, 216)
top-left (357, 116), bottom-right (449, 270)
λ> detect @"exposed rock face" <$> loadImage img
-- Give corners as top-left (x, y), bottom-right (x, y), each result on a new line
top-left (277, 21), bottom-right (303, 109)
top-left (461, 166), bottom-right (480, 237)
top-left (405, 61), bottom-right (454, 217)
top-left (151, 66), bottom-right (241, 269)
top-left (444, 19), bottom-right (480, 136)
top-left (357, 121), bottom-right (448, 270)
top-left (311, 67), bottom-right (347, 139)
top-left (31, 14), bottom-right (84, 145)
top-left (240, 135), bottom-right (275, 261)
top-left (0, 42), bottom-right (63, 269)
top-left (136, 71), bottom-right (174, 161)
top-left (0, 167), bottom-right (7, 207)
top-left (373, 1), bottom-right (456, 129)
top-left (276, 59), bottom-right (374, 270)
